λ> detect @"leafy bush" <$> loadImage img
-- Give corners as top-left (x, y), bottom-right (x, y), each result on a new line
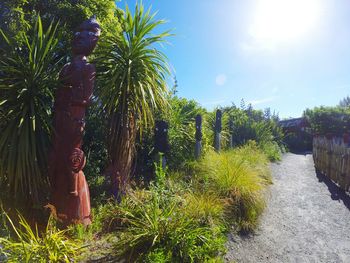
top-left (0, 212), bottom-right (82, 262)
top-left (164, 97), bottom-right (208, 170)
top-left (304, 106), bottom-right (350, 135)
top-left (228, 106), bottom-right (283, 148)
top-left (283, 130), bottom-right (313, 153)
top-left (260, 141), bottom-right (282, 161)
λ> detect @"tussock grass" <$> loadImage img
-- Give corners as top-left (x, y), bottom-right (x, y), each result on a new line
top-left (93, 142), bottom-right (272, 260)
top-left (97, 185), bottom-right (226, 262)
top-left (195, 143), bottom-right (271, 232)
top-left (183, 191), bottom-right (225, 225)
top-left (234, 141), bottom-right (273, 184)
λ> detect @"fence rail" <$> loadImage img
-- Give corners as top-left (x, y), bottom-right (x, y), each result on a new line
top-left (313, 136), bottom-right (350, 192)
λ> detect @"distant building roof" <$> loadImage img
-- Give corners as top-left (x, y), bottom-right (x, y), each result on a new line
top-left (279, 117), bottom-right (309, 129)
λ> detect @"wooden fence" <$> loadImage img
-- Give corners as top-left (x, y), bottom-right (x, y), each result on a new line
top-left (313, 136), bottom-right (350, 192)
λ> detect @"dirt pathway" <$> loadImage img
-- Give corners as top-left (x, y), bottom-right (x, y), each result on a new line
top-left (225, 153), bottom-right (350, 263)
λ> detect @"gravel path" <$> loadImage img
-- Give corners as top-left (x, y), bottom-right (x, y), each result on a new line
top-left (225, 153), bottom-right (350, 263)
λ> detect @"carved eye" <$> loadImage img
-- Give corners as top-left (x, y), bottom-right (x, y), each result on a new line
top-left (163, 129), bottom-right (167, 132)
top-left (155, 128), bottom-right (158, 131)
top-left (88, 31), bottom-right (96, 36)
top-left (74, 32), bottom-right (80, 36)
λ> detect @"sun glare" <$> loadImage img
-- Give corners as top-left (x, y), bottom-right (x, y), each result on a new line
top-left (249, 0), bottom-right (323, 48)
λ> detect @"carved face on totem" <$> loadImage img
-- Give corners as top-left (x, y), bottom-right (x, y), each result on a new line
top-left (72, 16), bottom-right (101, 56)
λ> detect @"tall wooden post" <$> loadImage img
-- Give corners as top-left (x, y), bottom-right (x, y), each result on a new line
top-left (214, 109), bottom-right (222, 152)
top-left (326, 133), bottom-right (333, 181)
top-left (154, 120), bottom-right (169, 170)
top-left (195, 114), bottom-right (202, 159)
top-left (229, 118), bottom-right (234, 148)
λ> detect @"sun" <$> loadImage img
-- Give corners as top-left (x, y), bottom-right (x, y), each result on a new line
top-left (249, 0), bottom-right (323, 48)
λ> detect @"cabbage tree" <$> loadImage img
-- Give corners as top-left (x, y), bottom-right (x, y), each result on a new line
top-left (97, 3), bottom-right (171, 197)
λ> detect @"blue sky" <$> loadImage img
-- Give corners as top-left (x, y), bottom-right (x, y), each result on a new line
top-left (122, 0), bottom-right (350, 118)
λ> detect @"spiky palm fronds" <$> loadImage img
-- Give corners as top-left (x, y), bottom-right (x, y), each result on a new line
top-left (0, 16), bottom-right (61, 203)
top-left (96, 3), bottom-right (171, 195)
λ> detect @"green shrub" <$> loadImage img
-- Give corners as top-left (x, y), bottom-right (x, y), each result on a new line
top-left (196, 145), bottom-right (270, 232)
top-left (233, 141), bottom-right (272, 184)
top-left (283, 131), bottom-right (313, 152)
top-left (304, 106), bottom-right (350, 135)
top-left (0, 212), bottom-right (82, 262)
top-left (144, 248), bottom-right (172, 263)
top-left (259, 141), bottom-right (282, 161)
top-left (94, 161), bottom-right (227, 262)
top-left (99, 186), bottom-right (226, 262)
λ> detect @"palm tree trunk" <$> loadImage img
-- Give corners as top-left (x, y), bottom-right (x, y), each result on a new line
top-left (106, 113), bottom-right (136, 199)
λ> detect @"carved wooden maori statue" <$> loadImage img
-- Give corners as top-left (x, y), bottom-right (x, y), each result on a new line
top-left (195, 114), bottom-right (202, 159)
top-left (49, 17), bottom-right (100, 226)
top-left (154, 120), bottom-right (170, 169)
top-left (214, 109), bottom-right (222, 152)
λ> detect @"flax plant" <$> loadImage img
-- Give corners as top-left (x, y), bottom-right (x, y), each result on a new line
top-left (0, 16), bottom-right (62, 204)
top-left (0, 212), bottom-right (81, 262)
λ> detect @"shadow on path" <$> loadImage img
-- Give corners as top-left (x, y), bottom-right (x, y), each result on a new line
top-left (315, 170), bottom-right (350, 211)
top-left (288, 150), bottom-right (313, 155)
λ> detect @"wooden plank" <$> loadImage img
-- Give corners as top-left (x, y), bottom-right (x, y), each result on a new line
top-left (313, 136), bottom-right (350, 193)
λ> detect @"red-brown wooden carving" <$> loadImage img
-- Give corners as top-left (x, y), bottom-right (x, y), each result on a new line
top-left (49, 17), bottom-right (100, 226)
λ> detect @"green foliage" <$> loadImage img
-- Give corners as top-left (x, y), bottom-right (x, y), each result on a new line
top-left (0, 0), bottom-right (122, 51)
top-left (96, 2), bottom-right (171, 188)
top-left (97, 2), bottom-right (170, 132)
top-left (91, 145), bottom-right (271, 261)
top-left (162, 96), bottom-right (208, 170)
top-left (83, 104), bottom-right (109, 205)
top-left (229, 107), bottom-right (282, 146)
top-left (259, 141), bottom-right (282, 161)
top-left (283, 130), bottom-right (313, 153)
top-left (183, 191), bottom-right (225, 226)
top-left (105, 188), bottom-right (226, 262)
top-left (304, 106), bottom-right (350, 135)
top-left (94, 163), bottom-right (227, 262)
top-left (0, 16), bottom-right (61, 204)
top-left (0, 0), bottom-right (30, 48)
top-left (0, 212), bottom-right (82, 262)
top-left (144, 248), bottom-right (172, 263)
top-left (196, 144), bottom-right (271, 232)
top-left (155, 156), bottom-right (167, 188)
top-left (205, 109), bottom-right (231, 149)
top-left (339, 95), bottom-right (350, 108)
top-left (225, 105), bottom-right (283, 160)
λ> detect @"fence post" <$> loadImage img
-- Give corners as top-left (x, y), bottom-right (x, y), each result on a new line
top-left (195, 114), bottom-right (202, 159)
top-left (214, 109), bottom-right (222, 152)
top-left (326, 133), bottom-right (334, 181)
top-left (154, 120), bottom-right (169, 170)
top-left (229, 118), bottom-right (234, 148)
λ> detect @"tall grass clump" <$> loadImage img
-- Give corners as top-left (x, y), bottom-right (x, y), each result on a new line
top-left (259, 141), bottom-right (282, 161)
top-left (183, 191), bottom-right (226, 226)
top-left (94, 164), bottom-right (226, 262)
top-left (96, 188), bottom-right (226, 262)
top-left (196, 144), bottom-right (271, 232)
top-left (0, 211), bottom-right (82, 262)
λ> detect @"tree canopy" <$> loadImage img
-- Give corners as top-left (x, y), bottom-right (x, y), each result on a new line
top-left (0, 0), bottom-right (122, 50)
